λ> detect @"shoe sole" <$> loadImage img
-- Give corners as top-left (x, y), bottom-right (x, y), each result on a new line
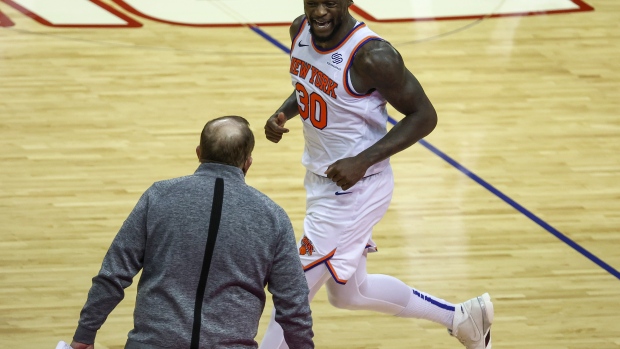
top-left (478, 293), bottom-right (494, 349)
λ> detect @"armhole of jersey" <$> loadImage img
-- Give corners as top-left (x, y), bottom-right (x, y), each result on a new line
top-left (343, 36), bottom-right (383, 98)
top-left (290, 17), bottom-right (307, 57)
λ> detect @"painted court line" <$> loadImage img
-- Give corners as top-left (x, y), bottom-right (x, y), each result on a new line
top-left (419, 139), bottom-right (620, 280)
top-left (249, 25), bottom-right (290, 54)
top-left (250, 26), bottom-right (620, 281)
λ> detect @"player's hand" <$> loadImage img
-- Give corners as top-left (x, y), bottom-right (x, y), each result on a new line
top-left (325, 156), bottom-right (371, 191)
top-left (264, 112), bottom-right (289, 143)
top-left (70, 341), bottom-right (94, 349)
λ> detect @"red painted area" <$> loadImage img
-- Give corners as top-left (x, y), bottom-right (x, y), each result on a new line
top-left (0, 9), bottom-right (15, 27)
top-left (0, 0), bottom-right (142, 27)
top-left (0, 0), bottom-right (595, 29)
top-left (571, 0), bottom-right (595, 11)
top-left (112, 0), bottom-right (288, 27)
top-left (349, 0), bottom-right (594, 23)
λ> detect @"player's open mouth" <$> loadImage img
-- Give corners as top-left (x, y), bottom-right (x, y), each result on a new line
top-left (312, 19), bottom-right (332, 32)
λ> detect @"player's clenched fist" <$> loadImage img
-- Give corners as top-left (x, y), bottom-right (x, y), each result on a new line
top-left (264, 112), bottom-right (289, 143)
top-left (325, 156), bottom-right (370, 191)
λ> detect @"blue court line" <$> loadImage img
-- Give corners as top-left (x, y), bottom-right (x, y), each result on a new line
top-left (418, 139), bottom-right (620, 280)
top-left (251, 27), bottom-right (620, 281)
top-left (249, 25), bottom-right (291, 54)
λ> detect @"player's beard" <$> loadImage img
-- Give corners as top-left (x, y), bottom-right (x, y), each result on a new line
top-left (309, 18), bottom-right (344, 45)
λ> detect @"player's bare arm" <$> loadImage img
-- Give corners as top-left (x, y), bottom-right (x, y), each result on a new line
top-left (264, 15), bottom-right (307, 143)
top-left (264, 92), bottom-right (297, 143)
top-left (325, 40), bottom-right (438, 190)
top-left (354, 41), bottom-right (438, 162)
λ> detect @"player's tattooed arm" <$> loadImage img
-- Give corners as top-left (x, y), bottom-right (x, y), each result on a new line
top-left (352, 40), bottom-right (438, 167)
top-left (326, 41), bottom-right (437, 189)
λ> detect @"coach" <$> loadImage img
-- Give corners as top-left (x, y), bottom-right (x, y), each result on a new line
top-left (70, 116), bottom-right (314, 349)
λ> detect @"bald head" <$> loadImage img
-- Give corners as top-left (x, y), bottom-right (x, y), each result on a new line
top-left (198, 116), bottom-right (255, 168)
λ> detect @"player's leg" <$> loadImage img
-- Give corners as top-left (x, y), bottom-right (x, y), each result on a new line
top-left (259, 264), bottom-right (331, 349)
top-left (326, 252), bottom-right (493, 349)
top-left (261, 170), bottom-right (344, 348)
top-left (325, 251), bottom-right (455, 327)
top-left (325, 165), bottom-right (493, 348)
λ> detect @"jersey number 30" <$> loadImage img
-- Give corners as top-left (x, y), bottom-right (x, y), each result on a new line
top-left (296, 83), bottom-right (327, 129)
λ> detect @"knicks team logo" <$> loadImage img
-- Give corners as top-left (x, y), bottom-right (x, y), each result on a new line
top-left (299, 236), bottom-right (315, 256)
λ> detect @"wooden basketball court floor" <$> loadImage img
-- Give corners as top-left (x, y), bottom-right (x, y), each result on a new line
top-left (1, 0), bottom-right (619, 348)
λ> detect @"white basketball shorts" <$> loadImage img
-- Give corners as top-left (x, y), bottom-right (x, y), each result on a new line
top-left (298, 166), bottom-right (394, 284)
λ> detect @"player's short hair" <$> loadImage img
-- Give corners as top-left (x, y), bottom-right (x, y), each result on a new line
top-left (199, 116), bottom-right (254, 167)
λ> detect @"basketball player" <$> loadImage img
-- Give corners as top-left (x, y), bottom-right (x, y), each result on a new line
top-left (260, 1), bottom-right (493, 348)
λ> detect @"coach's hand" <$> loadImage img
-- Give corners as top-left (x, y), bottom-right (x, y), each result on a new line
top-left (325, 156), bottom-right (371, 191)
top-left (265, 112), bottom-right (289, 143)
top-left (70, 341), bottom-right (94, 349)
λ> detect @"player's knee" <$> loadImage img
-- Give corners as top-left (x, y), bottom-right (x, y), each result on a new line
top-left (327, 292), bottom-right (352, 309)
top-left (327, 291), bottom-right (363, 310)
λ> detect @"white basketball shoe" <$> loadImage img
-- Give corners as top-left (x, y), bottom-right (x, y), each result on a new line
top-left (448, 293), bottom-right (494, 349)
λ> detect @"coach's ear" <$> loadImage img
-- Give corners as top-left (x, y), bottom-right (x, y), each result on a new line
top-left (196, 145), bottom-right (202, 162)
top-left (242, 155), bottom-right (253, 176)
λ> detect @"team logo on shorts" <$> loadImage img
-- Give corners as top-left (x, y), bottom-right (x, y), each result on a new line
top-left (299, 236), bottom-right (315, 256)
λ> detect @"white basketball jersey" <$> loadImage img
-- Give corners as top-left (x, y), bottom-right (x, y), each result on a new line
top-left (290, 18), bottom-right (390, 177)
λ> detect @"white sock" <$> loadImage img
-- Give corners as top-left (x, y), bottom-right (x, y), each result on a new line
top-left (326, 254), bottom-right (455, 329)
top-left (395, 288), bottom-right (455, 329)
